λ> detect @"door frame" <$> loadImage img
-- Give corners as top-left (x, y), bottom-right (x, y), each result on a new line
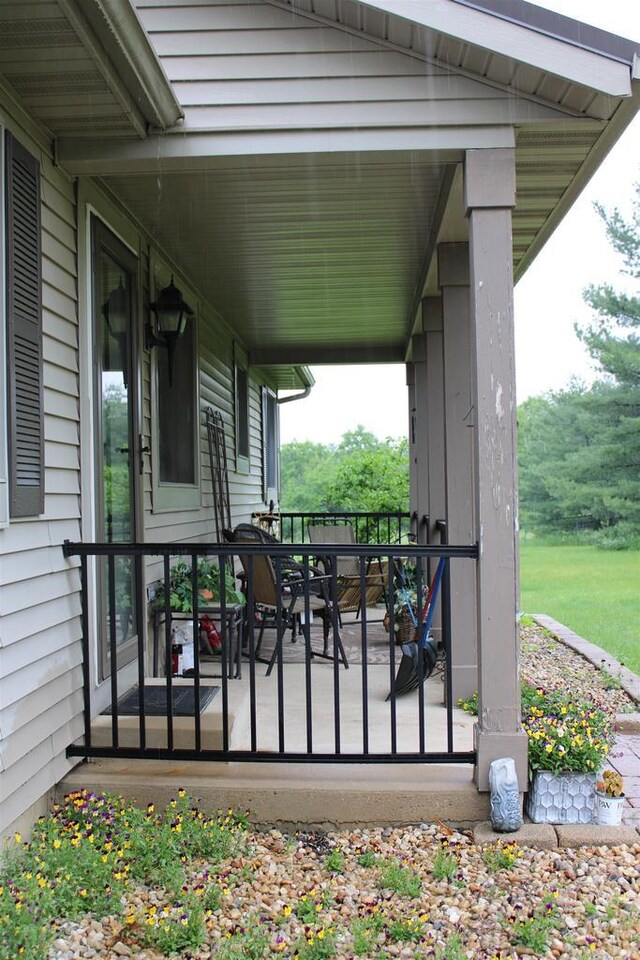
top-left (78, 189), bottom-right (144, 703)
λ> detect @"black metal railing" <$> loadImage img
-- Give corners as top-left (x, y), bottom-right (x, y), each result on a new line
top-left (252, 511), bottom-right (419, 544)
top-left (62, 538), bottom-right (477, 766)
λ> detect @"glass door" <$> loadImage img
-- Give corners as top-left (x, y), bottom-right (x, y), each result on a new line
top-left (92, 218), bottom-right (140, 679)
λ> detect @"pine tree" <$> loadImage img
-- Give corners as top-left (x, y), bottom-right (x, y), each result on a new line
top-left (518, 183), bottom-right (640, 547)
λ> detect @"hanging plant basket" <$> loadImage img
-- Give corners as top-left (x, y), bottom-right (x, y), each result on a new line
top-left (383, 609), bottom-right (415, 644)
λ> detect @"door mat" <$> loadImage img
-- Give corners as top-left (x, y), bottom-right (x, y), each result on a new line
top-left (102, 684), bottom-right (219, 717)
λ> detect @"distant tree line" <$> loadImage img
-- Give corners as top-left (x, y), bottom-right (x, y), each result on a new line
top-left (518, 183), bottom-right (639, 549)
top-left (281, 185), bottom-right (639, 549)
top-left (280, 426), bottom-right (409, 515)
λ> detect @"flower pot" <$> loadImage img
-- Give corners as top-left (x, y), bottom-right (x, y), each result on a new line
top-left (526, 770), bottom-right (596, 824)
top-left (595, 791), bottom-right (625, 826)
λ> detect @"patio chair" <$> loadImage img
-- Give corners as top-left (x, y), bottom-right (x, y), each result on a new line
top-left (224, 524), bottom-right (348, 675)
top-left (308, 523), bottom-right (387, 620)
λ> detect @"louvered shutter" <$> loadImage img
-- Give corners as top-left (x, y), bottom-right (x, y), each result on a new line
top-left (6, 132), bottom-right (43, 517)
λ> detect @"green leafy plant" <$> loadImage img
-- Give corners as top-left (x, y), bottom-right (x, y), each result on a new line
top-left (294, 890), bottom-right (330, 923)
top-left (216, 925), bottom-right (271, 959)
top-left (136, 893), bottom-right (206, 955)
top-left (432, 846), bottom-right (458, 881)
top-left (154, 558), bottom-right (245, 612)
top-left (357, 849), bottom-right (377, 868)
top-left (385, 916), bottom-right (425, 943)
top-left (508, 908), bottom-right (557, 954)
top-left (523, 689), bottom-right (612, 774)
top-left (457, 691), bottom-right (478, 716)
top-left (435, 933), bottom-right (467, 960)
top-left (324, 847), bottom-right (345, 873)
top-left (482, 841), bottom-right (522, 872)
top-left (0, 790), bottom-right (248, 960)
top-left (377, 860), bottom-right (422, 898)
top-left (349, 913), bottom-right (385, 955)
top-left (295, 925), bottom-right (337, 960)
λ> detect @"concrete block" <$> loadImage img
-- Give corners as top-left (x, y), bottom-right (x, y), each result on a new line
top-left (555, 824), bottom-right (639, 848)
top-left (473, 820), bottom-right (557, 849)
top-left (615, 713), bottom-right (640, 734)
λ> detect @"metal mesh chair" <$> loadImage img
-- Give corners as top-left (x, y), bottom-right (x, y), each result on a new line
top-left (224, 524), bottom-right (348, 675)
top-left (308, 523), bottom-right (387, 619)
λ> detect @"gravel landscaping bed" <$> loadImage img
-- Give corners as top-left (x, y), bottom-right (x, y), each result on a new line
top-left (49, 823), bottom-right (639, 960)
top-left (519, 621), bottom-right (637, 720)
top-left (44, 624), bottom-right (640, 960)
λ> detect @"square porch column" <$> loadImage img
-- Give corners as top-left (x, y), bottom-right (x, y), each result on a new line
top-left (438, 242), bottom-right (478, 703)
top-left (412, 298), bottom-right (446, 636)
top-left (465, 148), bottom-right (528, 791)
top-left (406, 363), bottom-right (420, 542)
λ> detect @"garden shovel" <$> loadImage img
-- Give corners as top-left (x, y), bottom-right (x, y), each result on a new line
top-left (388, 557), bottom-right (444, 698)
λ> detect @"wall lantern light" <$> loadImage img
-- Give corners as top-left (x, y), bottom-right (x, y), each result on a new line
top-left (146, 276), bottom-right (193, 386)
top-left (102, 277), bottom-right (129, 388)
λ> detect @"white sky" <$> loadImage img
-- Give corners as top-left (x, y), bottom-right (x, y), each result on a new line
top-left (280, 0), bottom-right (640, 445)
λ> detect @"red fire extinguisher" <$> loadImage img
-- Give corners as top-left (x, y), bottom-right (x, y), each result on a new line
top-left (199, 615), bottom-right (221, 654)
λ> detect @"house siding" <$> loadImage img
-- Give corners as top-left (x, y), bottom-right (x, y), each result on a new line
top-left (0, 116), bottom-right (82, 838)
top-left (135, 0), bottom-right (570, 133)
top-left (1, 138), bottom-right (276, 842)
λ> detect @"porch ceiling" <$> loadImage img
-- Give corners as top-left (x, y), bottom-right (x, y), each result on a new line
top-left (0, 0), bottom-right (637, 367)
top-left (107, 152), bottom-right (449, 363)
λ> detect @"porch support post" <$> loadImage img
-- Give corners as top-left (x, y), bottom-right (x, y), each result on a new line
top-left (421, 296), bottom-right (446, 547)
top-left (438, 242), bottom-right (478, 703)
top-left (465, 148), bottom-right (528, 790)
top-left (406, 363), bottom-right (419, 542)
top-left (411, 333), bottom-right (429, 546)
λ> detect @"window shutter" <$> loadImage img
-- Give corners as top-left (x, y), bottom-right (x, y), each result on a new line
top-left (6, 132), bottom-right (43, 517)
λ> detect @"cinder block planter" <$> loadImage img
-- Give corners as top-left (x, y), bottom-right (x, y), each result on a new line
top-left (527, 770), bottom-right (596, 824)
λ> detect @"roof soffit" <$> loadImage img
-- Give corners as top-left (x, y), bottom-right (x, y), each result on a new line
top-left (0, 0), bottom-right (181, 141)
top-left (75, 0), bottom-right (183, 130)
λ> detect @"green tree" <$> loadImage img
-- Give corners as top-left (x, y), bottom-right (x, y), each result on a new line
top-left (579, 182), bottom-right (639, 387)
top-left (576, 184), bottom-right (640, 543)
top-left (324, 436), bottom-right (409, 514)
top-left (279, 439), bottom-right (336, 512)
top-left (280, 428), bottom-right (409, 516)
top-left (518, 182), bottom-right (640, 547)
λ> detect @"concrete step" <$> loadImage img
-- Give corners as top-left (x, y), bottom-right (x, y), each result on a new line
top-left (57, 758), bottom-right (487, 829)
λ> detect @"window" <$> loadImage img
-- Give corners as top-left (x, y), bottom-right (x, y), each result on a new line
top-left (235, 348), bottom-right (249, 472)
top-left (150, 265), bottom-right (200, 510)
top-left (157, 315), bottom-right (197, 485)
top-left (5, 132), bottom-right (43, 518)
top-left (262, 386), bottom-right (279, 502)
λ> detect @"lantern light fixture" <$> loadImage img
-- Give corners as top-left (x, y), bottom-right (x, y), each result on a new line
top-left (146, 275), bottom-right (193, 386)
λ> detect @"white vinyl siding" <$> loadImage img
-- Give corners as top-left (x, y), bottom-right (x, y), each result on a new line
top-left (0, 121), bottom-right (82, 837)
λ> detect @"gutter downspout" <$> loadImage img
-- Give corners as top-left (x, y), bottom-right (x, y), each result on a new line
top-left (277, 386), bottom-right (313, 405)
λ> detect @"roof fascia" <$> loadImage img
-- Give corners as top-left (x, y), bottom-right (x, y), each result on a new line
top-left (58, 0), bottom-right (183, 134)
top-left (452, 0), bottom-right (640, 65)
top-left (355, 0), bottom-right (632, 97)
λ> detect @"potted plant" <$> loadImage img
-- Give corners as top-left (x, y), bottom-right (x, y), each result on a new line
top-left (153, 558), bottom-right (245, 613)
top-left (595, 770), bottom-right (625, 825)
top-left (524, 688), bottom-right (613, 824)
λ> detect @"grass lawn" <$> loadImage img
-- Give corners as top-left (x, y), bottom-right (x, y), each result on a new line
top-left (519, 540), bottom-right (640, 675)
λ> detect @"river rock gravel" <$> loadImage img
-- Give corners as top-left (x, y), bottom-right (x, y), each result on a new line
top-left (47, 625), bottom-right (639, 960)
